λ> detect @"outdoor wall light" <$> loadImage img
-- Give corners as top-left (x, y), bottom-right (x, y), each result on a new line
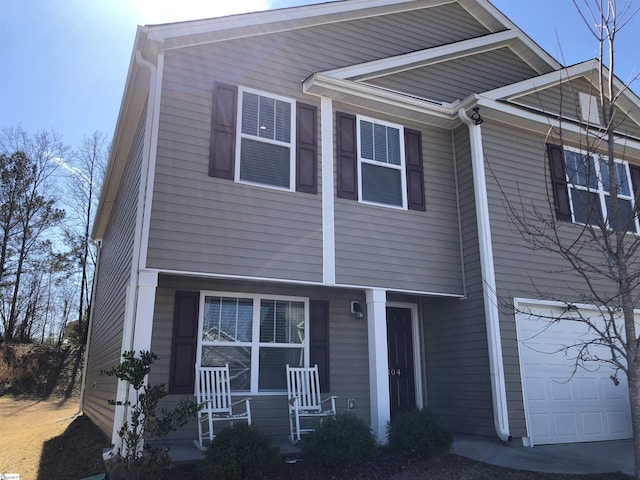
top-left (471, 107), bottom-right (484, 125)
top-left (351, 301), bottom-right (364, 320)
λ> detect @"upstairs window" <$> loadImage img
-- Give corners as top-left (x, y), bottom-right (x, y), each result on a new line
top-left (548, 144), bottom-right (639, 233)
top-left (335, 111), bottom-right (425, 211)
top-left (209, 83), bottom-right (317, 194)
top-left (237, 88), bottom-right (294, 190)
top-left (357, 117), bottom-right (406, 208)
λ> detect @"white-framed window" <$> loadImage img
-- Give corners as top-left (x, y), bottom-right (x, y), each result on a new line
top-left (236, 87), bottom-right (296, 190)
top-left (197, 292), bottom-right (308, 394)
top-left (564, 147), bottom-right (639, 233)
top-left (357, 115), bottom-right (407, 208)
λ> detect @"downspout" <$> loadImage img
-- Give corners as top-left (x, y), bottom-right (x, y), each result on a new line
top-left (458, 107), bottom-right (510, 443)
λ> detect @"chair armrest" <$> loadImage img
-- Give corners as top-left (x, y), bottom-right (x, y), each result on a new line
top-left (320, 395), bottom-right (337, 413)
top-left (231, 397), bottom-right (252, 406)
top-left (320, 395), bottom-right (337, 404)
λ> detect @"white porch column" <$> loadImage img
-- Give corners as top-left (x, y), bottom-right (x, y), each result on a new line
top-left (132, 270), bottom-right (159, 353)
top-left (366, 288), bottom-right (389, 443)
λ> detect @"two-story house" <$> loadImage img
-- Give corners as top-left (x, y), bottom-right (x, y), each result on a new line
top-left (83, 0), bottom-right (640, 453)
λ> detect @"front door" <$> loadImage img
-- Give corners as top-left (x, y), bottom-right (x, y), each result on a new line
top-left (387, 307), bottom-right (416, 420)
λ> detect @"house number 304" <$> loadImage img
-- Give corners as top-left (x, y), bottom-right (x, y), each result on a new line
top-left (389, 369), bottom-right (401, 376)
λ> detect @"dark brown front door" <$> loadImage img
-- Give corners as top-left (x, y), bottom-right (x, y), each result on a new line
top-left (387, 307), bottom-right (416, 420)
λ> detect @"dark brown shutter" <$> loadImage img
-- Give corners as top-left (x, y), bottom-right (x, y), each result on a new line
top-left (336, 112), bottom-right (358, 200)
top-left (169, 291), bottom-right (199, 394)
top-left (547, 143), bottom-right (571, 221)
top-left (629, 164), bottom-right (640, 203)
top-left (309, 299), bottom-right (330, 393)
top-left (296, 102), bottom-right (318, 194)
top-left (209, 83), bottom-right (237, 179)
top-left (404, 128), bottom-right (426, 211)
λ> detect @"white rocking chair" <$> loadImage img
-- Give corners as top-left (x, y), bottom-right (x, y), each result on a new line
top-left (194, 364), bottom-right (251, 450)
top-left (286, 364), bottom-right (337, 443)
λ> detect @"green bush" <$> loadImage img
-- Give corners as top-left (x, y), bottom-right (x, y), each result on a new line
top-left (386, 409), bottom-right (452, 459)
top-left (198, 424), bottom-right (280, 480)
top-left (301, 414), bottom-right (378, 468)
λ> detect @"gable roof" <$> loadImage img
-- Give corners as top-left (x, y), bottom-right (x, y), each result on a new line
top-left (477, 60), bottom-right (640, 142)
top-left (92, 0), bottom-right (563, 239)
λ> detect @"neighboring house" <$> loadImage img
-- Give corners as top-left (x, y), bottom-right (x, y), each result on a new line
top-left (83, 0), bottom-right (640, 452)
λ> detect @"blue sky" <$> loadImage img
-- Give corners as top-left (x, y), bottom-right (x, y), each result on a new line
top-left (1, 0), bottom-right (638, 148)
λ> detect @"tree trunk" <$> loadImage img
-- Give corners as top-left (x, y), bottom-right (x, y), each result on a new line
top-left (629, 358), bottom-right (640, 479)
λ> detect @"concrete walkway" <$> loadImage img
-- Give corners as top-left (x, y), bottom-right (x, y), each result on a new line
top-left (452, 435), bottom-right (635, 477)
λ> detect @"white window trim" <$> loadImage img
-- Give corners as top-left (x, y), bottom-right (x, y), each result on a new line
top-left (235, 86), bottom-right (296, 192)
top-left (197, 291), bottom-right (310, 395)
top-left (356, 114), bottom-right (407, 210)
top-left (564, 146), bottom-right (639, 233)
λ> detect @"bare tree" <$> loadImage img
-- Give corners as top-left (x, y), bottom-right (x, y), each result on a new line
top-left (504, 1), bottom-right (640, 477)
top-left (63, 131), bottom-right (107, 345)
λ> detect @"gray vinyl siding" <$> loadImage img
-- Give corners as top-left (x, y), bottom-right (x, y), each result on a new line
top-left (83, 115), bottom-right (144, 437)
top-left (149, 275), bottom-right (370, 442)
top-left (146, 3), bottom-right (491, 283)
top-left (334, 104), bottom-right (463, 294)
top-left (367, 48), bottom-right (540, 103)
top-left (148, 47), bottom-right (323, 282)
top-left (481, 121), bottom-right (640, 436)
top-left (422, 126), bottom-right (494, 435)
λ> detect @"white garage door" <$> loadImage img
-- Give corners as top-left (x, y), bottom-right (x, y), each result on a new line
top-left (516, 304), bottom-right (632, 446)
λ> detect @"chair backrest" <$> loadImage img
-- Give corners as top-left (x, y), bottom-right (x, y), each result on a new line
top-left (196, 365), bottom-right (233, 414)
top-left (286, 364), bottom-right (322, 412)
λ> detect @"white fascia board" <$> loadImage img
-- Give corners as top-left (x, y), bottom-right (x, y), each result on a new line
top-left (476, 96), bottom-right (640, 151)
top-left (482, 60), bottom-right (599, 101)
top-left (304, 73), bottom-right (456, 119)
top-left (325, 30), bottom-right (519, 80)
top-left (464, 0), bottom-right (560, 71)
top-left (146, 0), bottom-right (453, 44)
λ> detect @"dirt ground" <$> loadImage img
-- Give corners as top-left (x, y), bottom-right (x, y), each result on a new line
top-left (0, 396), bottom-right (106, 480)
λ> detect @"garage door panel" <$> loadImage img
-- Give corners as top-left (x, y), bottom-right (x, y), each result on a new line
top-left (517, 305), bottom-right (632, 445)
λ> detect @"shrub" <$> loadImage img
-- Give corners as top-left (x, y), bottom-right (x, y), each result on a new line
top-left (386, 409), bottom-right (452, 459)
top-left (302, 414), bottom-right (378, 468)
top-left (198, 424), bottom-right (280, 480)
top-left (102, 350), bottom-right (199, 480)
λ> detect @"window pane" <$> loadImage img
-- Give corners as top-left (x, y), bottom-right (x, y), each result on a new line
top-left (362, 162), bottom-right (403, 206)
top-left (201, 345), bottom-right (251, 391)
top-left (240, 138), bottom-right (290, 188)
top-left (260, 300), bottom-right (305, 344)
top-left (275, 100), bottom-right (291, 143)
top-left (565, 150), bottom-right (597, 188)
top-left (258, 96), bottom-right (275, 140)
top-left (258, 347), bottom-right (304, 390)
top-left (571, 189), bottom-right (603, 225)
top-left (203, 297), bottom-right (221, 341)
top-left (387, 127), bottom-right (401, 165)
top-left (374, 123), bottom-right (387, 163)
top-left (360, 121), bottom-right (374, 160)
top-left (204, 296), bottom-right (253, 342)
top-left (606, 198), bottom-right (637, 233)
top-left (241, 92), bottom-right (259, 136)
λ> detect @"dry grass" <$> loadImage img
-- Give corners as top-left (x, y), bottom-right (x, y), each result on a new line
top-left (0, 396), bottom-right (106, 480)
